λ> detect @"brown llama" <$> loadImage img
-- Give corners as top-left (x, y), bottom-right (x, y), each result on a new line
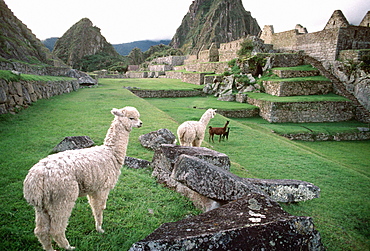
top-left (209, 120), bottom-right (229, 143)
top-left (222, 127), bottom-right (230, 141)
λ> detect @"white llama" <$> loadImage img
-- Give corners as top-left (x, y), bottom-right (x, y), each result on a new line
top-left (23, 106), bottom-right (142, 251)
top-left (177, 108), bottom-right (217, 147)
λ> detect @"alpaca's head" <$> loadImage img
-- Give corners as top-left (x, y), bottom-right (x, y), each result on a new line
top-left (111, 106), bottom-right (142, 129)
top-left (207, 108), bottom-right (217, 119)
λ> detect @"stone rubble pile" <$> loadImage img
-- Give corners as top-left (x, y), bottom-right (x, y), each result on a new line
top-left (128, 142), bottom-right (323, 250)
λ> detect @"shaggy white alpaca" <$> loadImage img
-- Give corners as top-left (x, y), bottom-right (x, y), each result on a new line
top-left (23, 106), bottom-right (142, 251)
top-left (177, 108), bottom-right (217, 147)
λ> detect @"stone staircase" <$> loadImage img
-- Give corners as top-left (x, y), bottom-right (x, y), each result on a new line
top-left (304, 55), bottom-right (370, 123)
top-left (247, 58), bottom-right (358, 123)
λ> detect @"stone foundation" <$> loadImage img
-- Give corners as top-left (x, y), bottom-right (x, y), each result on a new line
top-left (248, 97), bottom-right (355, 123)
top-left (263, 80), bottom-right (333, 96)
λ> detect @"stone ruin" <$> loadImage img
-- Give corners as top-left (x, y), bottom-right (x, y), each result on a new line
top-left (260, 10), bottom-right (370, 62)
top-left (128, 138), bottom-right (324, 250)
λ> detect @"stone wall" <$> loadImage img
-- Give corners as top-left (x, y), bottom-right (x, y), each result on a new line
top-left (183, 72), bottom-right (210, 85)
top-left (219, 38), bottom-right (245, 62)
top-left (185, 62), bottom-right (229, 74)
top-left (148, 65), bottom-right (172, 72)
top-left (263, 80), bottom-right (333, 97)
top-left (281, 131), bottom-right (370, 141)
top-left (0, 61), bottom-right (71, 76)
top-left (216, 108), bottom-right (259, 118)
top-left (198, 43), bottom-right (219, 62)
top-left (126, 71), bottom-right (148, 78)
top-left (129, 89), bottom-right (204, 98)
top-left (151, 56), bottom-right (187, 66)
top-left (165, 71), bottom-right (183, 80)
top-left (339, 49), bottom-right (370, 62)
top-left (0, 79), bottom-right (79, 114)
top-left (262, 52), bottom-right (305, 68)
top-left (247, 97), bottom-right (355, 123)
top-left (272, 69), bottom-right (320, 78)
top-left (262, 25), bottom-right (370, 62)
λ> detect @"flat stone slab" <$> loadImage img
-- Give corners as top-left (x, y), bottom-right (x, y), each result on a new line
top-left (129, 194), bottom-right (325, 251)
top-left (244, 178), bottom-right (320, 203)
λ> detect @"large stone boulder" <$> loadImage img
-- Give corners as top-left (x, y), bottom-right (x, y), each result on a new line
top-left (152, 144), bottom-right (231, 211)
top-left (52, 136), bottom-right (94, 153)
top-left (139, 129), bottom-right (177, 150)
top-left (129, 194), bottom-right (325, 251)
top-left (172, 155), bottom-right (265, 201)
top-left (66, 69), bottom-right (97, 86)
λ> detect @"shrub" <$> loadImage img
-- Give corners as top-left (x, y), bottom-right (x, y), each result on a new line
top-left (237, 39), bottom-right (254, 58)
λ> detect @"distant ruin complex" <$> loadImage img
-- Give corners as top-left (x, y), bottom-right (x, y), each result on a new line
top-left (260, 10), bottom-right (370, 62)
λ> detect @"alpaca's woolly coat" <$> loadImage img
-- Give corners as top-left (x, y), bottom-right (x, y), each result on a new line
top-left (177, 108), bottom-right (216, 147)
top-left (23, 146), bottom-right (121, 208)
top-left (23, 106), bottom-right (142, 251)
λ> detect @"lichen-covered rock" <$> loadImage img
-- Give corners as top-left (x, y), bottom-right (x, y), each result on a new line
top-left (244, 178), bottom-right (320, 203)
top-left (152, 144), bottom-right (230, 174)
top-left (124, 156), bottom-right (151, 169)
top-left (151, 145), bottom-right (231, 211)
top-left (129, 194), bottom-right (325, 251)
top-left (52, 136), bottom-right (94, 153)
top-left (172, 155), bottom-right (264, 201)
top-left (139, 129), bottom-right (177, 150)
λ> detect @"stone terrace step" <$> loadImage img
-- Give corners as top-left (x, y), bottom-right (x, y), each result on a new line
top-left (272, 68), bottom-right (320, 78)
top-left (247, 94), bottom-right (355, 123)
top-left (263, 78), bottom-right (333, 97)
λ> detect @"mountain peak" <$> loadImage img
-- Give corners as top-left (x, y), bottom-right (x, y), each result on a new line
top-left (0, 0), bottom-right (63, 66)
top-left (170, 0), bottom-right (260, 54)
top-left (53, 18), bottom-right (119, 67)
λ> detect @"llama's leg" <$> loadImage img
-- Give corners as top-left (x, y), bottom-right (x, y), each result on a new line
top-left (49, 201), bottom-right (76, 250)
top-left (34, 208), bottom-right (54, 251)
top-left (192, 139), bottom-right (202, 147)
top-left (88, 190), bottom-right (110, 233)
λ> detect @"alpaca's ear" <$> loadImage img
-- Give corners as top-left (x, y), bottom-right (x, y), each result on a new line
top-left (111, 108), bottom-right (124, 117)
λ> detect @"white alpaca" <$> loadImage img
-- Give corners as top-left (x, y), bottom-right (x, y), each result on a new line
top-left (23, 106), bottom-right (142, 251)
top-left (177, 108), bottom-right (217, 147)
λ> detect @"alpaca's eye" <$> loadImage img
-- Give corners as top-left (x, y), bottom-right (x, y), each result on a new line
top-left (129, 118), bottom-right (135, 120)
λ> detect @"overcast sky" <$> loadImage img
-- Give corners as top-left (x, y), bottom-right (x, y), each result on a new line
top-left (4, 0), bottom-right (370, 44)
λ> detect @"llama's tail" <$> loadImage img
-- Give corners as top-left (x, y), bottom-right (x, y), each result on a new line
top-left (23, 164), bottom-right (46, 208)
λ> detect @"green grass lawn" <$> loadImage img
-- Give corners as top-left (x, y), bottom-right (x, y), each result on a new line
top-left (99, 78), bottom-right (203, 91)
top-left (0, 78), bottom-right (369, 250)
